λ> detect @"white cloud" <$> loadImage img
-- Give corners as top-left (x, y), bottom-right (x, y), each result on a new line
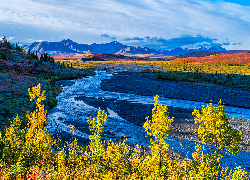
top-left (8, 37), bottom-right (15, 41)
top-left (0, 0), bottom-right (249, 49)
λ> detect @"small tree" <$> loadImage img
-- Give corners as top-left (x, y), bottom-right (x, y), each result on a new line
top-left (191, 100), bottom-right (243, 179)
top-left (143, 95), bottom-right (174, 175)
top-left (2, 36), bottom-right (7, 43)
top-left (87, 108), bottom-right (107, 164)
top-left (192, 100), bottom-right (242, 154)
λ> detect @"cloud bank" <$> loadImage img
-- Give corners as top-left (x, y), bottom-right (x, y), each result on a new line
top-left (0, 0), bottom-right (250, 50)
top-left (122, 35), bottom-right (226, 49)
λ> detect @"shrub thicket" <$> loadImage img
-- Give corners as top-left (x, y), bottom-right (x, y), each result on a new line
top-left (0, 84), bottom-right (249, 179)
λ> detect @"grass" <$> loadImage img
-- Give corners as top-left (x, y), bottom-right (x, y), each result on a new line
top-left (156, 70), bottom-right (250, 88)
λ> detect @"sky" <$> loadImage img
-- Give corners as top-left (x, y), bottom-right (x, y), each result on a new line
top-left (0, 0), bottom-right (250, 50)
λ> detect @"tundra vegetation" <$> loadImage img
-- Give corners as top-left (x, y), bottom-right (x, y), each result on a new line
top-left (66, 52), bottom-right (250, 89)
top-left (0, 37), bottom-right (94, 127)
top-left (0, 84), bottom-right (248, 179)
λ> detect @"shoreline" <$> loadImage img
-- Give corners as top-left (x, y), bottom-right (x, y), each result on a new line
top-left (54, 65), bottom-right (250, 151)
top-left (100, 70), bottom-right (250, 108)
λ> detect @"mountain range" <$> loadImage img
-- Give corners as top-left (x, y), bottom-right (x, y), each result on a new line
top-left (22, 39), bottom-right (228, 56)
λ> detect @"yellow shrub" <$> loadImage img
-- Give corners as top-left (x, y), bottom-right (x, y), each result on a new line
top-left (192, 101), bottom-right (242, 154)
top-left (0, 84), bottom-right (249, 179)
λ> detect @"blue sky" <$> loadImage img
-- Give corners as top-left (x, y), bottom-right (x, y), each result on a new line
top-left (219, 0), bottom-right (250, 6)
top-left (1, 0), bottom-right (249, 50)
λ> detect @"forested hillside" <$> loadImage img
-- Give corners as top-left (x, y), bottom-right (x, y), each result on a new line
top-left (0, 37), bottom-right (94, 127)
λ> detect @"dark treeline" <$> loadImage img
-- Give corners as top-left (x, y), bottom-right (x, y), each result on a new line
top-left (27, 49), bottom-right (55, 64)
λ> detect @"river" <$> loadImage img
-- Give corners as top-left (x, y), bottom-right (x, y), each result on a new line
top-left (47, 67), bottom-right (250, 171)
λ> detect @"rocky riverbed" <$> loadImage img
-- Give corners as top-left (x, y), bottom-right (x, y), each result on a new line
top-left (51, 65), bottom-right (250, 170)
top-left (97, 64), bottom-right (250, 151)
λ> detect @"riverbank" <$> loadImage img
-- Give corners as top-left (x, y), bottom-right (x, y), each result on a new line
top-left (97, 65), bottom-right (250, 151)
top-left (100, 70), bottom-right (250, 108)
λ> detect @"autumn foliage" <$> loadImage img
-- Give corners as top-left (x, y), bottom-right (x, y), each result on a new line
top-left (171, 53), bottom-right (250, 65)
top-left (0, 84), bottom-right (249, 179)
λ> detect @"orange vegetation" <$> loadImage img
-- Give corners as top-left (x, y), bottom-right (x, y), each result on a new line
top-left (52, 53), bottom-right (89, 61)
top-left (171, 52), bottom-right (250, 65)
top-left (52, 53), bottom-right (172, 62)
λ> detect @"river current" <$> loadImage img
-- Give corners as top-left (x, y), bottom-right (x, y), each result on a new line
top-left (47, 68), bottom-right (250, 171)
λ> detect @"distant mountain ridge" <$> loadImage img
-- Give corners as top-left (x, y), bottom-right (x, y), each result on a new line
top-left (22, 39), bottom-right (227, 56)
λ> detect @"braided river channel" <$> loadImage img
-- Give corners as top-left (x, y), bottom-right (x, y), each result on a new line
top-left (47, 67), bottom-right (250, 171)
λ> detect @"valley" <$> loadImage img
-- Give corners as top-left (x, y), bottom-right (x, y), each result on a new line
top-left (47, 63), bottom-right (250, 170)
